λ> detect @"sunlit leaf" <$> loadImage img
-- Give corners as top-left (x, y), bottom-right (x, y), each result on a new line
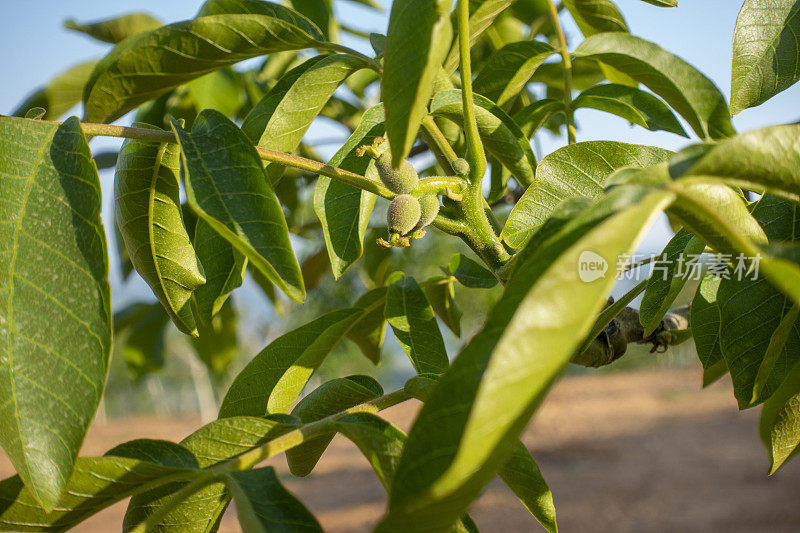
top-left (115, 123), bottom-right (204, 335)
top-left (472, 41), bottom-right (556, 108)
top-left (759, 363), bottom-right (800, 474)
top-left (0, 116), bottom-right (111, 510)
top-left (64, 13), bottom-right (163, 44)
top-left (12, 60), bottom-right (98, 121)
top-left (502, 141), bottom-right (671, 248)
top-left (383, 0), bottom-right (453, 162)
top-left (219, 309), bottom-right (363, 417)
top-left (171, 110), bottom-right (304, 302)
top-left (574, 33), bottom-right (735, 139)
top-left (731, 0), bottom-right (800, 114)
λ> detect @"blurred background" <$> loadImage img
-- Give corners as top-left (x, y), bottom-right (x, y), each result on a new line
top-left (1, 1), bottom-right (800, 531)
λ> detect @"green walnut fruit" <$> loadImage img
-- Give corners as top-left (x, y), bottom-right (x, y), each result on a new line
top-left (375, 152), bottom-right (419, 194)
top-left (387, 194), bottom-right (421, 235)
top-left (415, 194), bottom-right (440, 230)
top-left (451, 158), bottom-right (470, 176)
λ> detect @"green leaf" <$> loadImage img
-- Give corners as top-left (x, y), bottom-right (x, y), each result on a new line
top-left (562, 0), bottom-right (628, 37)
top-left (192, 219), bottom-right (246, 325)
top-left (115, 302), bottom-right (170, 380)
top-left (346, 288), bottom-right (389, 364)
top-left (12, 60), bottom-right (98, 121)
top-left (171, 110), bottom-right (304, 302)
top-left (572, 84), bottom-right (688, 136)
top-left (64, 13), bottom-right (163, 44)
top-left (383, 0), bottom-right (453, 163)
top-left (501, 141), bottom-right (672, 249)
top-left (290, 0), bottom-right (334, 39)
top-left (125, 416), bottom-right (296, 532)
top-left (378, 189), bottom-right (673, 532)
top-left (219, 308), bottom-right (363, 417)
top-left (447, 253), bottom-right (498, 289)
top-left (242, 54), bottom-right (368, 181)
top-left (0, 440), bottom-right (197, 531)
top-left (333, 412), bottom-right (479, 533)
top-left (691, 274), bottom-right (726, 379)
top-left (472, 41), bottom-right (557, 108)
top-left (115, 124), bottom-right (205, 335)
top-left (314, 105), bottom-right (384, 278)
top-left (759, 363), bottom-right (800, 473)
top-left (639, 0), bottom-right (676, 6)
top-left (190, 300), bottom-right (239, 377)
top-left (442, 0), bottom-right (513, 73)
top-left (83, 9), bottom-right (326, 123)
top-left (385, 273), bottom-right (449, 374)
top-left (286, 375), bottom-right (383, 476)
top-left (422, 275), bottom-right (463, 337)
top-left (498, 441), bottom-right (558, 533)
top-left (0, 116), bottom-right (111, 510)
top-left (639, 229), bottom-right (705, 335)
top-left (717, 195), bottom-right (800, 408)
top-left (513, 98), bottom-right (566, 137)
top-left (731, 0), bottom-right (800, 114)
top-left (430, 89), bottom-right (537, 188)
top-left (574, 33), bottom-right (735, 139)
top-left (672, 125), bottom-right (800, 202)
top-left (227, 467), bottom-right (322, 532)
top-left (186, 69), bottom-right (244, 118)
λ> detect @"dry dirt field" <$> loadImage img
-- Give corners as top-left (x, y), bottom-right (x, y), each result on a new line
top-left (2, 368), bottom-right (799, 532)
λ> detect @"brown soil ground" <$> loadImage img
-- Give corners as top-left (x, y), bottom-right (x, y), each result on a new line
top-left (2, 368), bottom-right (799, 532)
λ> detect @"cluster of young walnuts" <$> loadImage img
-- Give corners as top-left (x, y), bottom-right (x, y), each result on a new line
top-left (359, 141), bottom-right (445, 247)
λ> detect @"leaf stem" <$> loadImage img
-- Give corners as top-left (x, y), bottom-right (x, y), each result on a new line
top-left (126, 387), bottom-right (414, 533)
top-left (421, 115), bottom-right (459, 174)
top-left (546, 0), bottom-right (576, 144)
top-left (457, 0), bottom-right (487, 179)
top-left (323, 43), bottom-right (383, 72)
top-left (4, 116), bottom-right (409, 199)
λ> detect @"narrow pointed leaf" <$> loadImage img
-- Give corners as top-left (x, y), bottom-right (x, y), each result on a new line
top-left (498, 441), bottom-right (558, 533)
top-left (430, 89), bottom-right (537, 187)
top-left (346, 287), bottom-right (388, 364)
top-left (717, 196), bottom-right (800, 408)
top-left (691, 274), bottom-right (725, 378)
top-left (64, 13), bottom-right (163, 44)
top-left (190, 300), bottom-right (239, 377)
top-left (192, 219), bottom-right (246, 325)
top-left (377, 190), bottom-right (672, 532)
top-left (672, 125), bottom-right (800, 201)
top-left (12, 60), bottom-right (98, 121)
top-left (83, 9), bottom-right (326, 123)
top-left (242, 54), bottom-right (368, 181)
top-left (731, 0), bottom-right (800, 114)
top-left (573, 83), bottom-right (688, 136)
top-left (472, 41), bottom-right (557, 107)
top-left (314, 105), bottom-right (384, 278)
top-left (640, 0), bottom-right (676, 5)
top-left (639, 229), bottom-right (705, 335)
top-left (422, 276), bottom-right (462, 337)
top-left (502, 141), bottom-right (671, 248)
top-left (385, 273), bottom-right (449, 374)
top-left (172, 110), bottom-right (304, 302)
top-left (115, 124), bottom-right (204, 335)
top-left (759, 363), bottom-right (800, 473)
top-left (125, 416), bottom-right (296, 532)
top-left (574, 33), bottom-right (735, 139)
top-left (513, 98), bottom-right (565, 137)
top-left (562, 0), bottom-right (627, 37)
top-left (0, 116), bottom-right (111, 510)
top-left (443, 0), bottom-right (513, 73)
top-left (0, 440), bottom-right (197, 531)
top-left (383, 0), bottom-right (453, 163)
top-left (286, 375), bottom-right (383, 476)
top-left (447, 253), bottom-right (497, 289)
top-left (228, 467), bottom-right (322, 532)
top-left (219, 308), bottom-right (364, 417)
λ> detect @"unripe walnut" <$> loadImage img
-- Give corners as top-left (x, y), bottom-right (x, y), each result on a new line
top-left (375, 152), bottom-right (419, 194)
top-left (387, 194), bottom-right (421, 235)
top-left (414, 194), bottom-right (440, 230)
top-left (451, 158), bottom-right (470, 176)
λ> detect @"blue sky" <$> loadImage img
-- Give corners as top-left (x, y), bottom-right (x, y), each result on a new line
top-left (1, 0), bottom-right (797, 304)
